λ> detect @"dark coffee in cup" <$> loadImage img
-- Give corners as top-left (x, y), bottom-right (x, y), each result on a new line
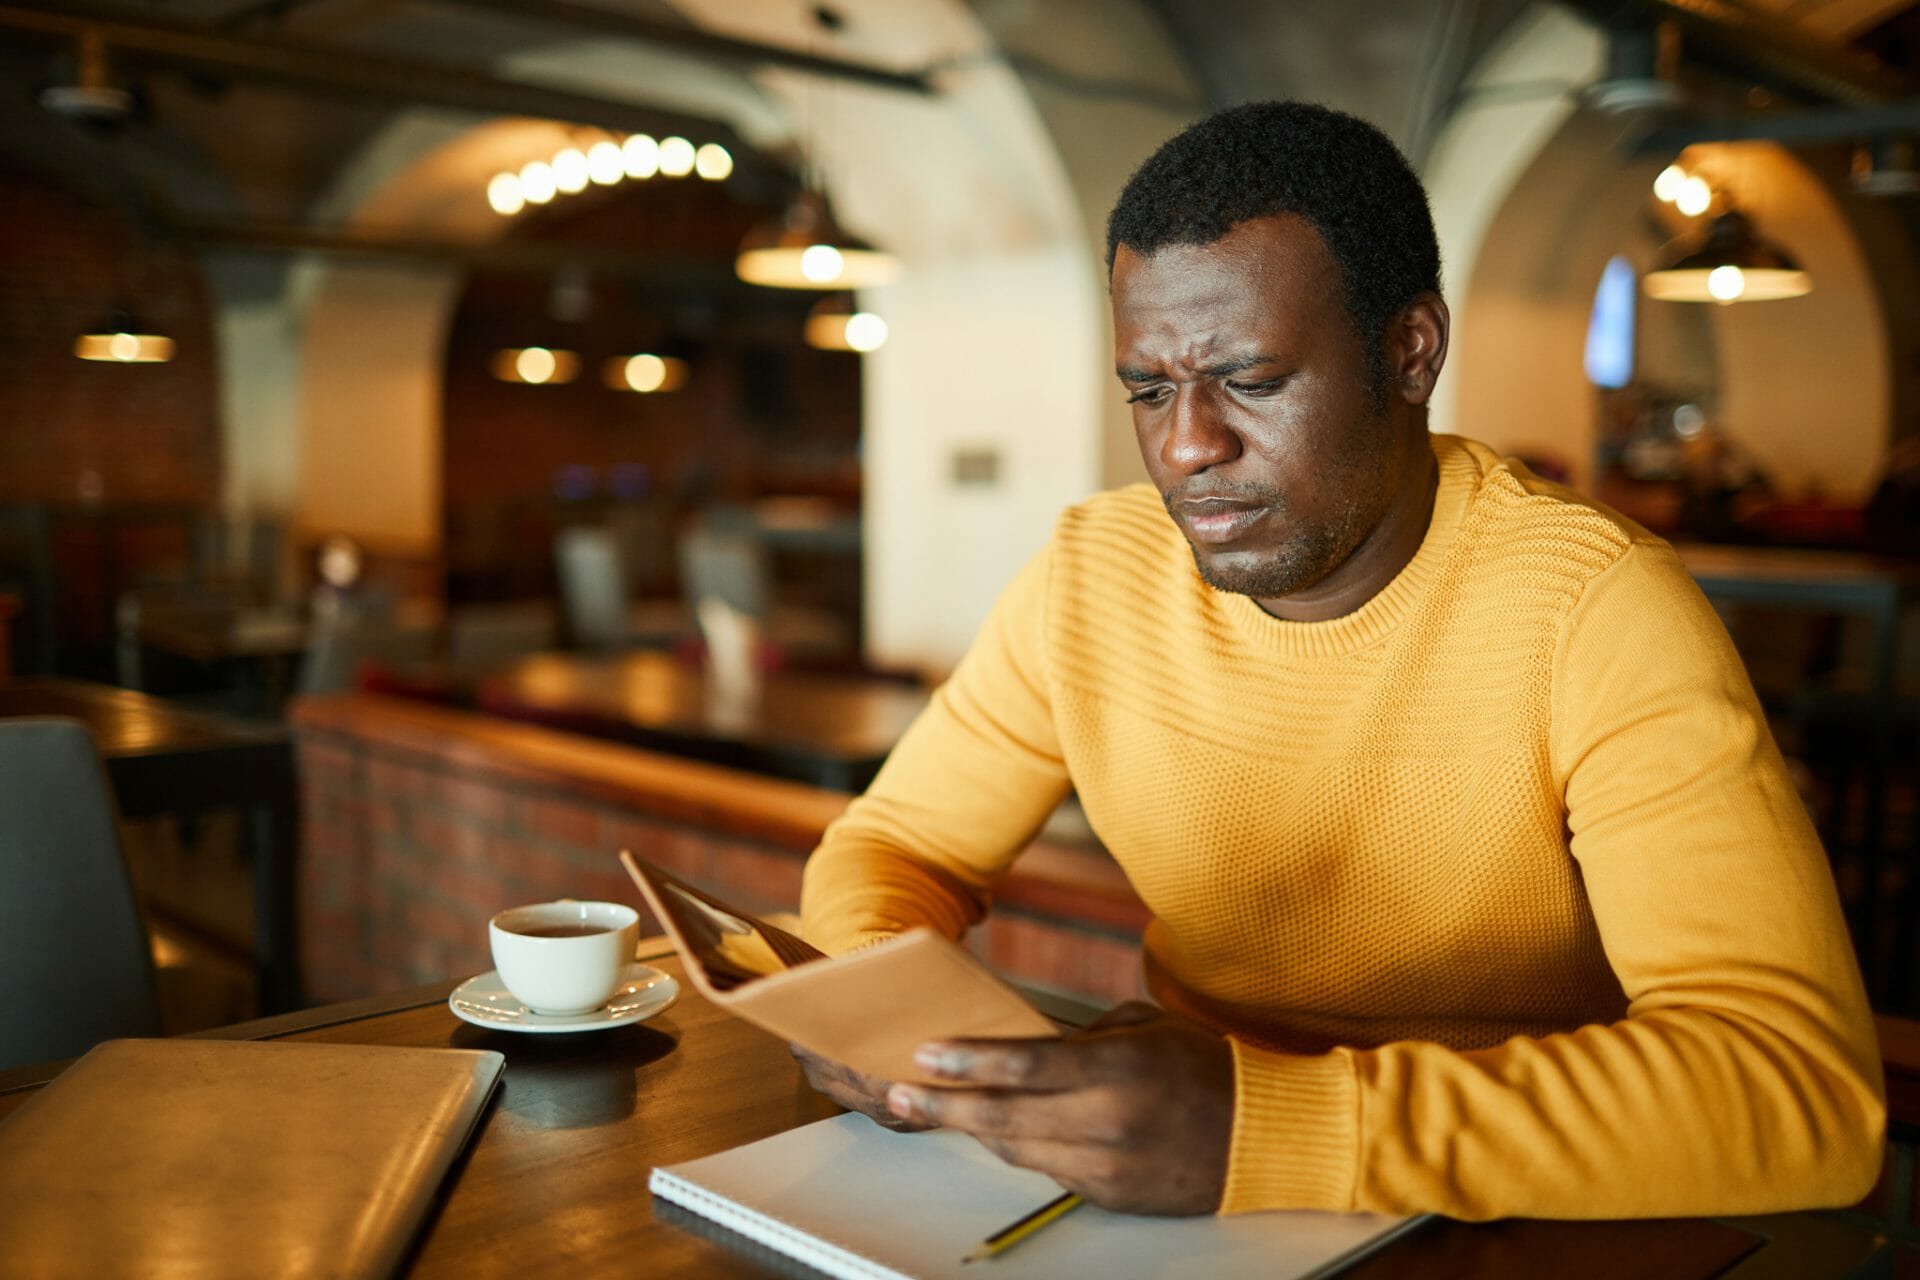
top-left (489, 900), bottom-right (641, 1014)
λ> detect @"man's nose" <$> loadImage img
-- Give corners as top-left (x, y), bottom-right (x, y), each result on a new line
top-left (1161, 389), bottom-right (1241, 476)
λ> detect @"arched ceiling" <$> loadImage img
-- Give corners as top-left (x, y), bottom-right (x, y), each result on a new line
top-left (9, 1), bottom-right (1920, 249)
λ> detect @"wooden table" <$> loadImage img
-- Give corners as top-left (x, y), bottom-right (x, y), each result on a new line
top-left (135, 604), bottom-right (310, 666)
top-left (133, 603), bottom-right (310, 716)
top-left (0, 676), bottom-right (301, 1012)
top-left (0, 946), bottom-right (1887, 1279)
top-left (469, 650), bottom-right (928, 792)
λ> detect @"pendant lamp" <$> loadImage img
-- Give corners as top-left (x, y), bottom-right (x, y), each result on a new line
top-left (1642, 209), bottom-right (1811, 304)
top-left (489, 346), bottom-right (580, 385)
top-left (74, 308), bottom-right (173, 363)
top-left (736, 190), bottom-right (899, 290)
top-left (805, 292), bottom-right (888, 352)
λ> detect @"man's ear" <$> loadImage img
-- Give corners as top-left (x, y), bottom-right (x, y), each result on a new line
top-left (1390, 292), bottom-right (1449, 406)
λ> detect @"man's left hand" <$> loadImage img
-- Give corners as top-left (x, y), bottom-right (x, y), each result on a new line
top-left (884, 1002), bottom-right (1235, 1216)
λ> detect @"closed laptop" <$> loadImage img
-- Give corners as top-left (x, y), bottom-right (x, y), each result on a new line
top-left (0, 1038), bottom-right (503, 1279)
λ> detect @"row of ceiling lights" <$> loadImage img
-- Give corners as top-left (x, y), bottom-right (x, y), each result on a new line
top-left (484, 134), bottom-right (735, 216)
top-left (72, 127), bottom-right (896, 366)
top-left (481, 122), bottom-right (900, 376)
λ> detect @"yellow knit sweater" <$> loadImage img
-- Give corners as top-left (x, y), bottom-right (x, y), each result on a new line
top-left (801, 434), bottom-right (1884, 1219)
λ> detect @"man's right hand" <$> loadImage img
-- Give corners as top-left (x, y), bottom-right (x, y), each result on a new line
top-left (790, 1043), bottom-right (936, 1132)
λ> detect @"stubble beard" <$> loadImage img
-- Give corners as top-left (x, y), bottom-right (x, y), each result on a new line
top-left (1166, 420), bottom-right (1387, 602)
top-left (1184, 494), bottom-right (1368, 600)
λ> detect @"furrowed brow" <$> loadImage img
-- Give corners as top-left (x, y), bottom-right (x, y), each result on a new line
top-left (1195, 353), bottom-right (1280, 378)
top-left (1115, 354), bottom-right (1280, 382)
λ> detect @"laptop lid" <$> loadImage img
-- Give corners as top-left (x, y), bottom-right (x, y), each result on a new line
top-left (0, 1038), bottom-right (503, 1280)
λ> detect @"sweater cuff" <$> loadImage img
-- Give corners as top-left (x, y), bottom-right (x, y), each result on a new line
top-left (1220, 1038), bottom-right (1359, 1214)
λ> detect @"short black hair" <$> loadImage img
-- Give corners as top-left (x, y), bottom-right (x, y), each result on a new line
top-left (1106, 101), bottom-right (1441, 394)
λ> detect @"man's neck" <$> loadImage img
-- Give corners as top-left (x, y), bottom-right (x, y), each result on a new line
top-left (1254, 437), bottom-right (1440, 623)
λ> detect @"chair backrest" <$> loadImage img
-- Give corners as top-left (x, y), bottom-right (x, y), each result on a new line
top-left (0, 719), bottom-right (160, 1070)
top-left (554, 526), bottom-right (631, 649)
top-left (679, 525), bottom-right (769, 620)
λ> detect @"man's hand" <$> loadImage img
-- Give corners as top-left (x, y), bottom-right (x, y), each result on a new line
top-left (883, 1002), bottom-right (1234, 1216)
top-left (789, 1043), bottom-right (936, 1133)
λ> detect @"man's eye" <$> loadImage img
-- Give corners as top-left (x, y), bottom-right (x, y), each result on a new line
top-left (1227, 378), bottom-right (1284, 396)
top-left (1124, 386), bottom-right (1171, 405)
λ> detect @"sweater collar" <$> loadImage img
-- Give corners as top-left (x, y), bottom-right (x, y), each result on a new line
top-left (1214, 433), bottom-right (1476, 658)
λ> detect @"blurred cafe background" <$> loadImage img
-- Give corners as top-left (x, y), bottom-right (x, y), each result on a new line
top-left (1, 0), bottom-right (1918, 1051)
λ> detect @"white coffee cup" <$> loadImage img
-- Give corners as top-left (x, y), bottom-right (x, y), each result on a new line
top-left (488, 900), bottom-right (640, 1015)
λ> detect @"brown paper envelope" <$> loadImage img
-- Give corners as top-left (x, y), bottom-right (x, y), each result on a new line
top-left (621, 851), bottom-right (1058, 1083)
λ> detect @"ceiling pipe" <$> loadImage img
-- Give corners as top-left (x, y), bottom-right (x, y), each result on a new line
top-left (1640, 97), bottom-right (1920, 151)
top-left (422, 0), bottom-right (936, 96)
top-left (1558, 0), bottom-right (1919, 106)
top-left (0, 1), bottom-right (763, 163)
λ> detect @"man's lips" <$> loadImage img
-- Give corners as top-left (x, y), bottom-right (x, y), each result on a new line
top-left (1173, 496), bottom-right (1269, 545)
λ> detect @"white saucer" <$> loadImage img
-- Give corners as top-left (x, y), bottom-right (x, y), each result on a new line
top-left (449, 962), bottom-right (679, 1034)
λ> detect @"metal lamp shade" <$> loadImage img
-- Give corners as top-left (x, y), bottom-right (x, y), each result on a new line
top-left (1642, 209), bottom-right (1811, 304)
top-left (736, 191), bottom-right (901, 290)
top-left (74, 307), bottom-right (174, 362)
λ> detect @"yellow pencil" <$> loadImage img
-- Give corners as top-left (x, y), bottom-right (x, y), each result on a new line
top-left (961, 1191), bottom-right (1085, 1264)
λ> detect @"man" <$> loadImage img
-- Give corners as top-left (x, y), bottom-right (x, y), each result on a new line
top-left (794, 101), bottom-right (1884, 1220)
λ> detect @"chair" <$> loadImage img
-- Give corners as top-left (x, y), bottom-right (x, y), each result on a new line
top-left (679, 524), bottom-right (770, 620)
top-left (0, 719), bottom-right (161, 1071)
top-left (680, 521), bottom-right (851, 662)
top-left (555, 526), bottom-right (634, 650)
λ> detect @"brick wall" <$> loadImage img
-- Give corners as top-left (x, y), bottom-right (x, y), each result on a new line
top-left (293, 693), bottom-right (1149, 1007)
top-left (0, 165), bottom-right (220, 508)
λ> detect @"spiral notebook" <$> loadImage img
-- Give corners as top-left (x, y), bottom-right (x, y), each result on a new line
top-left (0, 1038), bottom-right (503, 1280)
top-left (651, 1114), bottom-right (1424, 1280)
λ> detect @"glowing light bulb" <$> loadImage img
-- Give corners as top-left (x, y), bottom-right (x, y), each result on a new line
top-left (1653, 164), bottom-right (1686, 203)
top-left (1706, 265), bottom-right (1745, 302)
top-left (109, 332), bottom-right (139, 362)
top-left (519, 161), bottom-right (557, 204)
top-left (658, 136), bottom-right (696, 177)
top-left (694, 143), bottom-right (733, 181)
top-left (1676, 175), bottom-right (1712, 216)
top-left (623, 134), bottom-right (659, 179)
top-left (624, 354), bottom-right (667, 392)
top-left (517, 347), bottom-right (558, 384)
top-left (799, 244), bottom-right (844, 284)
top-left (844, 312), bottom-right (888, 351)
top-left (553, 148), bottom-right (589, 194)
top-left (487, 173), bottom-right (524, 215)
top-left (587, 141), bottom-right (625, 185)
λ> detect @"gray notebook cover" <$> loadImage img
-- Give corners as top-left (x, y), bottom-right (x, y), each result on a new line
top-left (0, 1038), bottom-right (503, 1280)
